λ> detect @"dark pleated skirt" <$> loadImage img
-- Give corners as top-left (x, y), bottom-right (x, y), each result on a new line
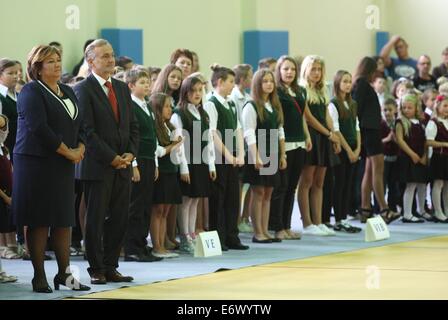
top-left (180, 164), bottom-right (211, 198)
top-left (12, 153), bottom-right (76, 228)
top-left (430, 153), bottom-right (448, 181)
top-left (243, 159), bottom-right (281, 187)
top-left (398, 156), bottom-right (428, 183)
top-left (153, 172), bottom-right (182, 204)
top-left (305, 128), bottom-right (340, 167)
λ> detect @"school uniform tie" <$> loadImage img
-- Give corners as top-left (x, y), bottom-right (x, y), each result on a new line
top-left (105, 81), bottom-right (119, 122)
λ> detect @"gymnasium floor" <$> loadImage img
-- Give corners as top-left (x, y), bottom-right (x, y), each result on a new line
top-left (1, 214), bottom-right (447, 300)
top-left (73, 235), bottom-right (448, 300)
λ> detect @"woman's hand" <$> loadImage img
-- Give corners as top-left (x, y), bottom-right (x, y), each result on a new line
top-left (132, 167), bottom-right (140, 182)
top-left (306, 137), bottom-right (313, 152)
top-left (210, 171), bottom-right (217, 181)
top-left (154, 167), bottom-right (159, 181)
top-left (280, 157), bottom-right (287, 170)
top-left (410, 152), bottom-right (420, 164)
top-left (181, 173), bottom-right (191, 184)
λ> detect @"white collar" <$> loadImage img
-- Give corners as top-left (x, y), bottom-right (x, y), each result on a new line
top-left (0, 84), bottom-right (16, 101)
top-left (131, 95), bottom-right (146, 108)
top-left (213, 92), bottom-right (228, 106)
top-left (410, 118), bottom-right (419, 124)
top-left (187, 103), bottom-right (201, 119)
top-left (232, 86), bottom-right (249, 100)
top-left (287, 87), bottom-right (296, 97)
top-left (437, 117), bottom-right (448, 124)
top-left (92, 71), bottom-right (112, 87)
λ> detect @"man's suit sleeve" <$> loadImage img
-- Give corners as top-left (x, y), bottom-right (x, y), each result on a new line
top-left (125, 85), bottom-right (139, 157)
top-left (74, 82), bottom-right (117, 164)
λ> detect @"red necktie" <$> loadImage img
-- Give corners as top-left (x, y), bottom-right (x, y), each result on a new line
top-left (104, 81), bottom-right (119, 122)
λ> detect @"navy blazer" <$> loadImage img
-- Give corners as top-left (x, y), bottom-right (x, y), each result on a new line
top-left (74, 74), bottom-right (139, 181)
top-left (14, 81), bottom-right (82, 157)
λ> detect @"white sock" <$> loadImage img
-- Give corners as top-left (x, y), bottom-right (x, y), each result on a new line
top-left (416, 183), bottom-right (427, 214)
top-left (432, 180), bottom-right (444, 213)
top-left (403, 183), bottom-right (417, 219)
top-left (179, 197), bottom-right (192, 236)
top-left (189, 198), bottom-right (199, 236)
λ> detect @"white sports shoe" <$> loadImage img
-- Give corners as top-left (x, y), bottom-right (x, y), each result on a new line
top-left (303, 225), bottom-right (328, 236)
top-left (318, 224), bottom-right (336, 236)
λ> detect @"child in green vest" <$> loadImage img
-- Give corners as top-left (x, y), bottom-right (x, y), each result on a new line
top-left (204, 64), bottom-right (248, 251)
top-left (269, 56), bottom-right (312, 240)
top-left (123, 69), bottom-right (178, 261)
top-left (171, 76), bottom-right (216, 253)
top-left (150, 93), bottom-right (184, 258)
top-left (328, 71), bottom-right (362, 233)
top-left (152, 64), bottom-right (183, 250)
top-left (230, 64), bottom-right (254, 234)
top-left (298, 55), bottom-right (341, 236)
top-left (242, 68), bottom-right (286, 243)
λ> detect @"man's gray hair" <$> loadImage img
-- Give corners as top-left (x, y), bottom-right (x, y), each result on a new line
top-left (85, 39), bottom-right (111, 61)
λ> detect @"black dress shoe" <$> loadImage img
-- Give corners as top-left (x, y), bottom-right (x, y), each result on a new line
top-left (227, 243), bottom-right (250, 250)
top-left (270, 238), bottom-right (282, 243)
top-left (32, 278), bottom-right (53, 293)
top-left (105, 270), bottom-right (134, 283)
top-left (221, 245), bottom-right (229, 251)
top-left (54, 274), bottom-right (90, 291)
top-left (89, 272), bottom-right (107, 285)
top-left (143, 246), bottom-right (153, 256)
top-left (125, 253), bottom-right (163, 262)
top-left (252, 237), bottom-right (272, 244)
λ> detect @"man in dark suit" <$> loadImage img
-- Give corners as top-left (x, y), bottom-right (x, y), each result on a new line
top-left (74, 39), bottom-right (139, 285)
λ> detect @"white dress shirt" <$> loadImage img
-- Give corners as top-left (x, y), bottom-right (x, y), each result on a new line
top-left (170, 104), bottom-right (216, 174)
top-left (204, 92), bottom-right (243, 162)
top-left (328, 102), bottom-right (360, 132)
top-left (242, 101), bottom-right (285, 146)
top-left (426, 117), bottom-right (448, 140)
top-left (92, 72), bottom-right (112, 96)
top-left (0, 83), bottom-right (16, 101)
top-left (230, 86), bottom-right (251, 124)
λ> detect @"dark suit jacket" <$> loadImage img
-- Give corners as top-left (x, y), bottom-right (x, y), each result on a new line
top-left (352, 77), bottom-right (381, 131)
top-left (14, 81), bottom-right (82, 157)
top-left (74, 74), bottom-right (139, 181)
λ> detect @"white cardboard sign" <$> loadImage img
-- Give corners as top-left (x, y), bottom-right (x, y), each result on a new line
top-left (365, 216), bottom-right (390, 242)
top-left (194, 231), bottom-right (222, 257)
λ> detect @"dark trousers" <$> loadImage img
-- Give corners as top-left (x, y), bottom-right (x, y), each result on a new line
top-left (269, 147), bottom-right (305, 231)
top-left (383, 160), bottom-right (400, 211)
top-left (209, 164), bottom-right (241, 246)
top-left (124, 159), bottom-right (155, 255)
top-left (333, 152), bottom-right (356, 222)
top-left (322, 166), bottom-right (334, 224)
top-left (84, 171), bottom-right (131, 274)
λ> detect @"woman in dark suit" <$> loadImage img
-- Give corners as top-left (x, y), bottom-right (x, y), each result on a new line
top-left (12, 45), bottom-right (90, 293)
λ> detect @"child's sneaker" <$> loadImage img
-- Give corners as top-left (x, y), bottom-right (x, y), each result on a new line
top-left (318, 224), bottom-right (336, 236)
top-left (303, 225), bottom-right (327, 236)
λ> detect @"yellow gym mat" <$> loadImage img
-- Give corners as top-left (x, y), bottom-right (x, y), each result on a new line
top-left (75, 236), bottom-right (448, 300)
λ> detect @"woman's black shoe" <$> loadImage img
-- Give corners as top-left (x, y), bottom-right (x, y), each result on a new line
top-left (252, 237), bottom-right (272, 244)
top-left (53, 274), bottom-right (91, 291)
top-left (32, 278), bottom-right (53, 293)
